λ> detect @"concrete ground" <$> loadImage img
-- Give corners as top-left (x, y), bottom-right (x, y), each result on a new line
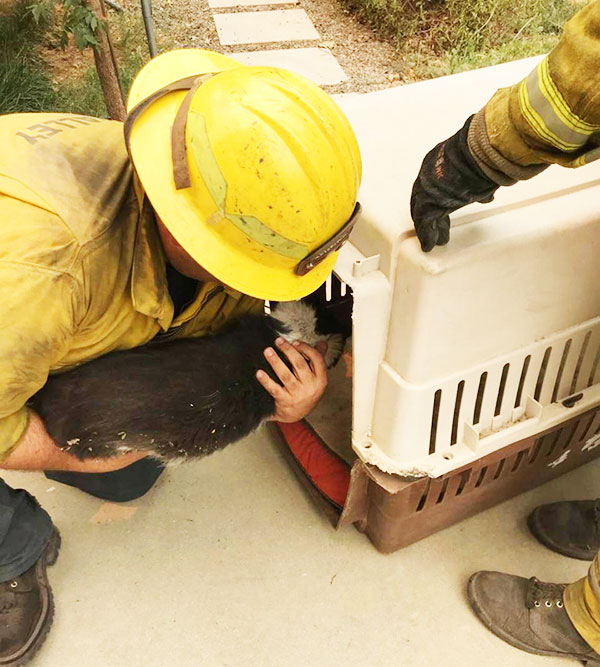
top-left (4, 429), bottom-right (599, 667)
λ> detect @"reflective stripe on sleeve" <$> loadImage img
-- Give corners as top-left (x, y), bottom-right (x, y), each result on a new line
top-left (519, 58), bottom-right (600, 153)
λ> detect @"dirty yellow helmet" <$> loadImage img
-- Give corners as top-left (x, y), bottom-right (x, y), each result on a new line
top-left (125, 49), bottom-right (361, 301)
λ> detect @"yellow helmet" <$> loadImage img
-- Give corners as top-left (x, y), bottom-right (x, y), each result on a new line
top-left (125, 49), bottom-right (362, 301)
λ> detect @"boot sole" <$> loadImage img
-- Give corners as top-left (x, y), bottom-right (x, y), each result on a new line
top-left (467, 573), bottom-right (600, 666)
top-left (0, 527), bottom-right (60, 666)
top-left (1, 591), bottom-right (54, 667)
top-left (527, 510), bottom-right (596, 561)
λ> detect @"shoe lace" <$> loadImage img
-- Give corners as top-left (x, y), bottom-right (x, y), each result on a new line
top-left (526, 577), bottom-right (566, 610)
top-left (0, 578), bottom-right (22, 611)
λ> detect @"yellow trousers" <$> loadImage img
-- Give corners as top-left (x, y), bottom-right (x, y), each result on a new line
top-left (565, 553), bottom-right (600, 651)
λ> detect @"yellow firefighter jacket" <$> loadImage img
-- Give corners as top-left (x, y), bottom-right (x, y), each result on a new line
top-left (469, 0), bottom-right (600, 184)
top-left (0, 113), bottom-right (262, 458)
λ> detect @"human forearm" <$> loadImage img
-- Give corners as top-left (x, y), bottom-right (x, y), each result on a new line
top-left (475, 0), bottom-right (600, 176)
top-left (0, 410), bottom-right (146, 472)
top-left (411, 0), bottom-right (600, 252)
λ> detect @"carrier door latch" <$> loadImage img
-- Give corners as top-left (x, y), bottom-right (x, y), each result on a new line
top-left (562, 393), bottom-right (584, 408)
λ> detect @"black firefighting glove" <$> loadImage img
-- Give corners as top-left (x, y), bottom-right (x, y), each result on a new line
top-left (410, 115), bottom-right (499, 252)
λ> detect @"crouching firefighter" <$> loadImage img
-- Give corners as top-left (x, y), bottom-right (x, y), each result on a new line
top-left (411, 0), bottom-right (600, 662)
top-left (0, 49), bottom-right (361, 664)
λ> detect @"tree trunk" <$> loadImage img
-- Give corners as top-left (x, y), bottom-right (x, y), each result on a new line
top-left (87, 0), bottom-right (126, 121)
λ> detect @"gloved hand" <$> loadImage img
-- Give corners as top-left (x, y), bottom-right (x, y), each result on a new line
top-left (410, 115), bottom-right (500, 252)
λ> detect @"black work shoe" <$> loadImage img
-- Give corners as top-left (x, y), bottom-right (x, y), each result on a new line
top-left (528, 499), bottom-right (600, 561)
top-left (468, 571), bottom-right (600, 665)
top-left (45, 457), bottom-right (165, 502)
top-left (0, 527), bottom-right (61, 666)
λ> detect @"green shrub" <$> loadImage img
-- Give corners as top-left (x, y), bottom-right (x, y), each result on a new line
top-left (345, 0), bottom-right (582, 77)
top-left (0, 0), bottom-right (51, 46)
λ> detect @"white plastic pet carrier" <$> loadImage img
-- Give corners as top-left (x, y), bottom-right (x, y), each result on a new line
top-left (288, 56), bottom-right (600, 552)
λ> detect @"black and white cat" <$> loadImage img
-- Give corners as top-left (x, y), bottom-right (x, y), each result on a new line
top-left (32, 302), bottom-right (344, 463)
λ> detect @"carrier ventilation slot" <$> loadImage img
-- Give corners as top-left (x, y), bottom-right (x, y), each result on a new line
top-left (429, 389), bottom-right (442, 455)
top-left (534, 347), bottom-right (552, 401)
top-left (323, 274), bottom-right (350, 303)
top-left (473, 373), bottom-right (488, 425)
top-left (514, 355), bottom-right (531, 408)
top-left (436, 478), bottom-right (449, 504)
top-left (529, 437), bottom-right (544, 464)
top-left (545, 429), bottom-right (562, 459)
top-left (474, 466), bottom-right (488, 488)
top-left (511, 449), bottom-right (527, 472)
top-left (562, 420), bottom-right (578, 451)
top-left (325, 276), bottom-right (332, 302)
top-left (495, 364), bottom-right (510, 416)
top-left (571, 332), bottom-right (591, 395)
top-left (450, 381), bottom-right (465, 445)
top-left (455, 471), bottom-right (470, 496)
top-left (551, 339), bottom-right (572, 403)
top-left (492, 458), bottom-right (506, 480)
top-left (582, 412), bottom-right (597, 441)
top-left (416, 482), bottom-right (430, 512)
top-left (588, 340), bottom-right (600, 388)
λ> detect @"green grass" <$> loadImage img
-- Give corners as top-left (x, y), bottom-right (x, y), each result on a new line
top-left (0, 50), bottom-right (56, 113)
top-left (51, 66), bottom-right (108, 116)
top-left (0, 0), bottom-right (145, 116)
top-left (344, 0), bottom-right (582, 77)
top-left (0, 0), bottom-right (57, 113)
top-left (52, 49), bottom-right (144, 117)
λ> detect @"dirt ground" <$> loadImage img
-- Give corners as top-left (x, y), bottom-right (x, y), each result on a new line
top-left (39, 42), bottom-right (95, 86)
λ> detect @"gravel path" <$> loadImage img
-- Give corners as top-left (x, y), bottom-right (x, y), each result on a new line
top-left (153, 0), bottom-right (406, 93)
top-left (38, 0), bottom-right (406, 96)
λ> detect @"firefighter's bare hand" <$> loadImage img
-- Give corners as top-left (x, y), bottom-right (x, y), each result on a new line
top-left (257, 338), bottom-right (328, 423)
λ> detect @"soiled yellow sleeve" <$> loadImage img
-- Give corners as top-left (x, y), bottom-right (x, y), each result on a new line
top-left (0, 263), bottom-right (81, 458)
top-left (469, 0), bottom-right (600, 182)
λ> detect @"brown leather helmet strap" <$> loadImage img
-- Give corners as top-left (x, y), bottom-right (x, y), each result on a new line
top-left (123, 73), bottom-right (216, 190)
top-left (295, 202), bottom-right (362, 276)
top-left (170, 75), bottom-right (212, 190)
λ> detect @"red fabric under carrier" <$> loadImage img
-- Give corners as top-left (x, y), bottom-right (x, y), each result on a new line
top-left (276, 421), bottom-right (351, 509)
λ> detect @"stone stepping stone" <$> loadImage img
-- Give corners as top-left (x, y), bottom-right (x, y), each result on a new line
top-left (214, 9), bottom-right (320, 46)
top-left (231, 47), bottom-right (347, 85)
top-left (209, 0), bottom-right (297, 8)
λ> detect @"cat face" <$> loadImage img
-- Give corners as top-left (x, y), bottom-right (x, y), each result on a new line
top-left (271, 301), bottom-right (345, 368)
